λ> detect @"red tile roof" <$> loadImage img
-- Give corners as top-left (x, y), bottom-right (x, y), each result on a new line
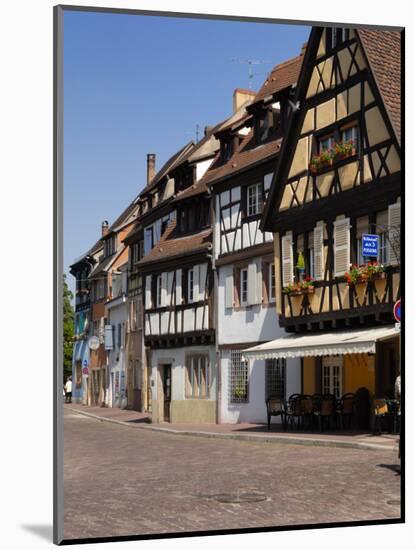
top-left (198, 131), bottom-right (281, 187)
top-left (137, 220), bottom-right (212, 266)
top-left (253, 53), bottom-right (305, 104)
top-left (357, 29), bottom-right (401, 144)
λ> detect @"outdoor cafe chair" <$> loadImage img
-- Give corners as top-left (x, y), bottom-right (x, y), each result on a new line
top-left (337, 393), bottom-right (355, 430)
top-left (299, 394), bottom-right (314, 430)
top-left (284, 394), bottom-right (302, 430)
top-left (312, 394), bottom-right (336, 431)
top-left (266, 396), bottom-right (285, 430)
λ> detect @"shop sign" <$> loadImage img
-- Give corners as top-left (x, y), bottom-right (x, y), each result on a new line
top-left (362, 234), bottom-right (379, 257)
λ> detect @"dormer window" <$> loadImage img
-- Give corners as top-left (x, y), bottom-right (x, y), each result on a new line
top-left (104, 236), bottom-right (117, 257)
top-left (221, 140), bottom-right (233, 162)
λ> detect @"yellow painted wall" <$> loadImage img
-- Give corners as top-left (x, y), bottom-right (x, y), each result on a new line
top-left (171, 400), bottom-right (216, 423)
top-left (303, 357), bottom-right (316, 394)
top-left (343, 354), bottom-right (375, 395)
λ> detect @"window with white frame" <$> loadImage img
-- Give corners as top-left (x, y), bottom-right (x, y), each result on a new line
top-left (240, 268), bottom-right (248, 306)
top-left (341, 125), bottom-right (359, 149)
top-left (188, 267), bottom-right (195, 303)
top-left (185, 355), bottom-right (209, 398)
top-left (265, 358), bottom-right (286, 400)
top-left (322, 356), bottom-right (343, 399)
top-left (230, 350), bottom-right (249, 403)
top-left (247, 183), bottom-right (263, 217)
top-left (318, 134), bottom-right (334, 152)
top-left (156, 274), bottom-right (163, 307)
top-left (269, 263), bottom-right (276, 302)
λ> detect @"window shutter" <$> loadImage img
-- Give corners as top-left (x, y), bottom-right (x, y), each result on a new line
top-left (388, 202), bottom-right (401, 265)
top-left (247, 262), bottom-right (258, 305)
top-left (281, 232), bottom-right (294, 287)
top-left (167, 271), bottom-right (174, 306)
top-left (334, 218), bottom-right (350, 277)
top-left (145, 276), bottom-right (152, 309)
top-left (104, 325), bottom-right (113, 350)
top-left (225, 270), bottom-right (234, 309)
top-left (256, 260), bottom-right (263, 304)
top-left (175, 269), bottom-right (182, 305)
top-left (199, 263), bottom-right (207, 301)
top-left (313, 224), bottom-right (324, 281)
top-left (193, 265), bottom-right (200, 302)
top-left (161, 272), bottom-right (167, 307)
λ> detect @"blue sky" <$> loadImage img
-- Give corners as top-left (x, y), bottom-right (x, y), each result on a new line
top-left (63, 10), bottom-right (310, 292)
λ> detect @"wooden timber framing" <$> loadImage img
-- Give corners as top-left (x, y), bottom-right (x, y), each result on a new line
top-left (261, 26), bottom-right (402, 332)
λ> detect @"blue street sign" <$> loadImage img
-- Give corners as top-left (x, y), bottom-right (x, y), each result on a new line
top-left (362, 234), bottom-right (379, 257)
top-left (83, 359), bottom-right (88, 367)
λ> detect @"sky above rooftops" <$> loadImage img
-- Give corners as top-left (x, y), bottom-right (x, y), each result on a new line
top-left (63, 9), bottom-right (310, 292)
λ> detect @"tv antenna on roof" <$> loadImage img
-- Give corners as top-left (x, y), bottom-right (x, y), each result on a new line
top-left (230, 58), bottom-right (272, 90)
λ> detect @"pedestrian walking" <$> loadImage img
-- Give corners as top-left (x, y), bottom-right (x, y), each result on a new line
top-left (65, 376), bottom-right (73, 404)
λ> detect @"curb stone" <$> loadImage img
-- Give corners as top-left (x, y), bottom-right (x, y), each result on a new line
top-left (66, 407), bottom-right (398, 453)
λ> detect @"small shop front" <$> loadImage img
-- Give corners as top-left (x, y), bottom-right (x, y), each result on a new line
top-left (244, 326), bottom-right (400, 432)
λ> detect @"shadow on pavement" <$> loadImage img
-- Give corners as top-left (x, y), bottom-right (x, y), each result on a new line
top-left (21, 524), bottom-right (53, 542)
top-left (377, 463), bottom-right (401, 475)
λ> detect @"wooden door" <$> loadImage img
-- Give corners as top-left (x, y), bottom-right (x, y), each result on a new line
top-left (162, 365), bottom-right (172, 422)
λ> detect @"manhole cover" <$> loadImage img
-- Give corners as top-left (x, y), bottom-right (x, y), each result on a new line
top-left (212, 492), bottom-right (268, 504)
top-left (386, 500), bottom-right (401, 506)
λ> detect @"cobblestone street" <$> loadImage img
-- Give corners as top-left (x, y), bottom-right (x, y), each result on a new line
top-left (63, 408), bottom-right (401, 541)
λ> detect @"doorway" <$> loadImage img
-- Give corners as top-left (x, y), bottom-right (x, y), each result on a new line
top-left (322, 356), bottom-right (343, 398)
top-left (161, 365), bottom-right (172, 422)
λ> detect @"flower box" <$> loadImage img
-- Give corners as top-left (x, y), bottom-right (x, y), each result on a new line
top-left (287, 286), bottom-right (315, 297)
top-left (345, 262), bottom-right (386, 287)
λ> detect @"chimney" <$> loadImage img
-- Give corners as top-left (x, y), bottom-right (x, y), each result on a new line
top-left (204, 125), bottom-right (213, 137)
top-left (233, 88), bottom-right (256, 113)
top-left (301, 42), bottom-right (308, 56)
top-left (147, 153), bottom-right (156, 185)
top-left (101, 220), bottom-right (109, 237)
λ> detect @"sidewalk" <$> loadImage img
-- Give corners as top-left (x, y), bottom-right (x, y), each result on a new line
top-left (65, 403), bottom-right (399, 452)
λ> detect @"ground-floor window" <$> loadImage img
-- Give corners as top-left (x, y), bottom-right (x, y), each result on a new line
top-left (265, 358), bottom-right (286, 400)
top-left (230, 350), bottom-right (249, 403)
top-left (185, 354), bottom-right (209, 398)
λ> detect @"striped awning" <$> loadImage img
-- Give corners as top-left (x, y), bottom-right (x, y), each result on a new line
top-left (243, 326), bottom-right (399, 360)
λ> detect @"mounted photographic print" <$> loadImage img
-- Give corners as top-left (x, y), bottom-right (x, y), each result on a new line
top-left (54, 5), bottom-right (404, 545)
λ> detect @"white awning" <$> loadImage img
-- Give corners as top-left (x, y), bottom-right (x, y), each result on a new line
top-left (243, 326), bottom-right (399, 360)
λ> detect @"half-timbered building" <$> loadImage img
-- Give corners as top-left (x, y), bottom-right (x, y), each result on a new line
top-left (69, 240), bottom-right (102, 404)
top-left (203, 59), bottom-right (307, 423)
top-left (87, 201), bottom-right (139, 406)
top-left (247, 27), bottom-right (402, 402)
top-left (133, 100), bottom-right (254, 423)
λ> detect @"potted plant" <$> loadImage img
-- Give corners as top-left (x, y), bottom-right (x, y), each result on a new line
top-left (296, 251), bottom-right (305, 279)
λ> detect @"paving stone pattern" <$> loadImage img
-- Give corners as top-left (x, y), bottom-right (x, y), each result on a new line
top-left (63, 409), bottom-right (401, 540)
